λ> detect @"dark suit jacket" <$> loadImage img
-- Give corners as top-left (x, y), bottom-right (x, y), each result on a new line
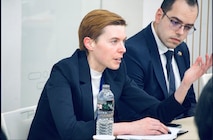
top-left (28, 49), bottom-right (189, 140)
top-left (124, 23), bottom-right (196, 118)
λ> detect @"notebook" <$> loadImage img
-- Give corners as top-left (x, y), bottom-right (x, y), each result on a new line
top-left (116, 127), bottom-right (181, 140)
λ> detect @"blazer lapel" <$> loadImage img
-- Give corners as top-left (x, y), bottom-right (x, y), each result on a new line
top-left (174, 49), bottom-right (186, 80)
top-left (145, 25), bottom-right (168, 98)
top-left (102, 68), bottom-right (122, 102)
top-left (151, 48), bottom-right (169, 98)
top-left (78, 51), bottom-right (95, 119)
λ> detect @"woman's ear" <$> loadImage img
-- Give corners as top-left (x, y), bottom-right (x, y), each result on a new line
top-left (83, 37), bottom-right (95, 50)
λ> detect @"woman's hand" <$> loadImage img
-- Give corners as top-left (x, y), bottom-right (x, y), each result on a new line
top-left (113, 117), bottom-right (169, 136)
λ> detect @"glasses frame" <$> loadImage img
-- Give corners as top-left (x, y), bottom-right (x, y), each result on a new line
top-left (162, 10), bottom-right (196, 35)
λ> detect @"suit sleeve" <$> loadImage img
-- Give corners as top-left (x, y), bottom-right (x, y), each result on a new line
top-left (116, 62), bottom-right (189, 123)
top-left (179, 44), bottom-right (197, 117)
top-left (46, 63), bottom-right (96, 139)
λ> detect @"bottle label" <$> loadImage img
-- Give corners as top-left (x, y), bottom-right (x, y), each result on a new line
top-left (97, 101), bottom-right (114, 111)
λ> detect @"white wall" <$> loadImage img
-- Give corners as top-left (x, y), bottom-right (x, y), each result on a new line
top-left (1, 0), bottom-right (22, 112)
top-left (20, 0), bottom-right (83, 109)
top-left (102, 0), bottom-right (143, 38)
top-left (142, 0), bottom-right (163, 28)
top-left (2, 0), bottom-right (96, 112)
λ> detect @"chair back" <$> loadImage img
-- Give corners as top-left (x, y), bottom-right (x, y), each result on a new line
top-left (200, 73), bottom-right (212, 91)
top-left (1, 105), bottom-right (37, 140)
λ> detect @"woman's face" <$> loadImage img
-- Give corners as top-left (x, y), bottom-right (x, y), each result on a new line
top-left (86, 25), bottom-right (126, 72)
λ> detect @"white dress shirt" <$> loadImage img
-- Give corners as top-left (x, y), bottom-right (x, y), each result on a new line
top-left (151, 22), bottom-right (181, 92)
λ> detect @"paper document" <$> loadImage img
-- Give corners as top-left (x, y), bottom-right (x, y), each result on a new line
top-left (116, 127), bottom-right (181, 140)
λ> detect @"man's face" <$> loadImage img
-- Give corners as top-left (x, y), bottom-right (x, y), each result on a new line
top-left (154, 0), bottom-right (198, 49)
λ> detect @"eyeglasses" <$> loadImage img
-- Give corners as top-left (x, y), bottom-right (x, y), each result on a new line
top-left (163, 11), bottom-right (196, 35)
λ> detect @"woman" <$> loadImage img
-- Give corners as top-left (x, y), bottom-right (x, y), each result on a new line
top-left (28, 9), bottom-right (212, 140)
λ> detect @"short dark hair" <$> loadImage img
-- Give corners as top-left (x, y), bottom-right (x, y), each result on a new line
top-left (160, 0), bottom-right (199, 14)
top-left (195, 76), bottom-right (213, 140)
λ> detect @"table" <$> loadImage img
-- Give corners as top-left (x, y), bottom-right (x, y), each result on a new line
top-left (116, 117), bottom-right (199, 140)
top-left (172, 117), bottom-right (199, 140)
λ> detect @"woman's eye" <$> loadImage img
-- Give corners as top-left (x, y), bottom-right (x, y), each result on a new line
top-left (111, 40), bottom-right (118, 44)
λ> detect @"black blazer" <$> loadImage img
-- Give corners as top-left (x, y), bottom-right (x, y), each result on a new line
top-left (28, 49), bottom-right (189, 140)
top-left (124, 23), bottom-right (196, 117)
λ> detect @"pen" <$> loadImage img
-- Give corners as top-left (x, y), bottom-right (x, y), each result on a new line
top-left (168, 130), bottom-right (172, 134)
top-left (166, 123), bottom-right (182, 128)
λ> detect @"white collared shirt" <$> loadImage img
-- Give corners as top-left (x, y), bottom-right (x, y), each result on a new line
top-left (151, 22), bottom-right (181, 92)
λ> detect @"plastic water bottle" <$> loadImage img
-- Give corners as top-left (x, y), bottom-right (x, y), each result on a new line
top-left (96, 84), bottom-right (114, 135)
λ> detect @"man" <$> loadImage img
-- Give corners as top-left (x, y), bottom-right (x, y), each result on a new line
top-left (124, 0), bottom-right (200, 118)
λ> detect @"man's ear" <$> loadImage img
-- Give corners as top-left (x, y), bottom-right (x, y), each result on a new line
top-left (83, 37), bottom-right (95, 50)
top-left (155, 8), bottom-right (164, 23)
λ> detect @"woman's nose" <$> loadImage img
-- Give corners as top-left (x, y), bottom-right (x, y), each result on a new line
top-left (120, 42), bottom-right (126, 53)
